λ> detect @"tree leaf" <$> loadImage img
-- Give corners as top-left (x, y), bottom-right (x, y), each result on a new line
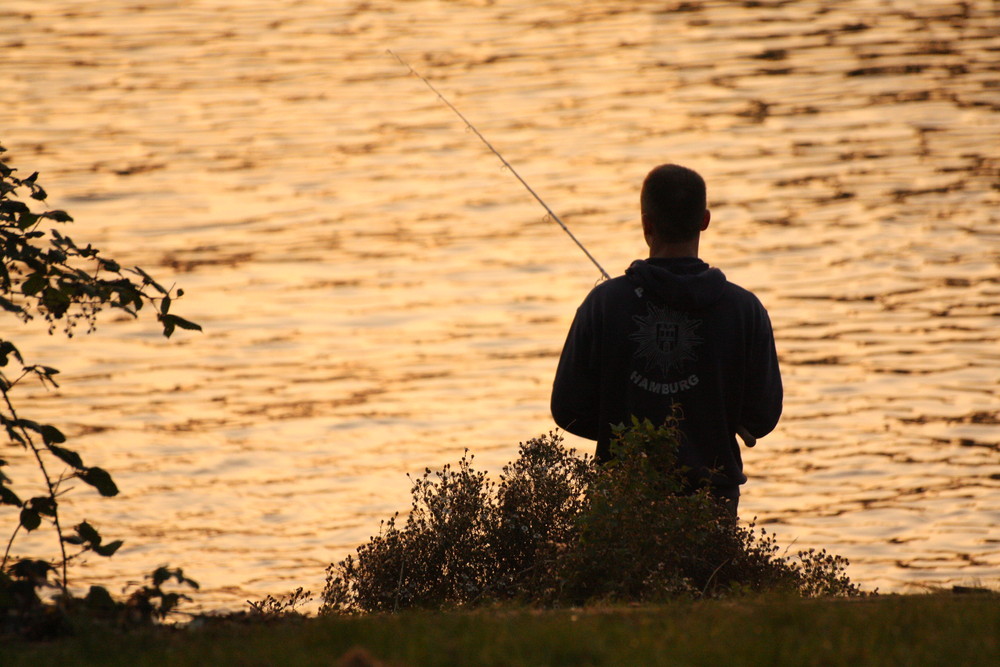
top-left (76, 521), bottom-right (101, 545)
top-left (10, 559), bottom-right (54, 582)
top-left (132, 266), bottom-right (167, 294)
top-left (160, 313), bottom-right (202, 335)
top-left (49, 443), bottom-right (84, 469)
top-left (98, 258), bottom-right (121, 273)
top-left (0, 199), bottom-right (30, 216)
top-left (180, 570), bottom-right (200, 590)
top-left (20, 507), bottom-right (41, 531)
top-left (30, 365), bottom-right (61, 388)
top-left (43, 209), bottom-right (73, 222)
top-left (14, 418), bottom-right (42, 433)
top-left (5, 425), bottom-right (26, 445)
top-left (29, 495), bottom-right (57, 516)
top-left (41, 285), bottom-right (70, 316)
top-left (93, 539), bottom-right (124, 557)
top-left (172, 315), bottom-right (202, 331)
top-left (85, 585), bottom-right (117, 611)
top-left (21, 272), bottom-right (47, 296)
top-left (80, 467), bottom-right (119, 497)
top-left (0, 483), bottom-right (22, 507)
top-left (152, 566), bottom-right (171, 587)
top-left (39, 424), bottom-right (66, 445)
top-left (0, 295), bottom-right (25, 314)
top-left (0, 340), bottom-right (23, 366)
top-left (16, 211), bottom-right (39, 229)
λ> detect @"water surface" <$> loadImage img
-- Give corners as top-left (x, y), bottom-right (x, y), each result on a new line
top-left (1, 0), bottom-right (998, 611)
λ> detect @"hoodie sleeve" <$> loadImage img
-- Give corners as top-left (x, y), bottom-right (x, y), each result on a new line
top-left (740, 303), bottom-right (783, 439)
top-left (551, 298), bottom-right (601, 441)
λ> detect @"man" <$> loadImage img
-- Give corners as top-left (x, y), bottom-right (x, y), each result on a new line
top-left (551, 164), bottom-right (782, 514)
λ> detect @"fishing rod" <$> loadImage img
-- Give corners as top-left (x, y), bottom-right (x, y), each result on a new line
top-left (388, 49), bottom-right (611, 281)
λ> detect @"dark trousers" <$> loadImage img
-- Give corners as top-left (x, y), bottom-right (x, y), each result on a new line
top-left (709, 486), bottom-right (740, 518)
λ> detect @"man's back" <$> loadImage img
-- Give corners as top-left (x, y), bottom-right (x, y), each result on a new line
top-left (551, 256), bottom-right (782, 494)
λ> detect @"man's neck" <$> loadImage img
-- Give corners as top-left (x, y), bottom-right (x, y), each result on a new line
top-left (648, 240), bottom-right (699, 259)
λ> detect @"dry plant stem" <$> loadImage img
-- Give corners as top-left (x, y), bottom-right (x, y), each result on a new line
top-left (2, 523), bottom-right (21, 570)
top-left (0, 371), bottom-right (34, 570)
top-left (393, 559), bottom-right (404, 613)
top-left (702, 558), bottom-right (730, 597)
top-left (2, 389), bottom-right (69, 592)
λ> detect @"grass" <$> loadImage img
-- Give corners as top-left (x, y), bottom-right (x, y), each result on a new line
top-left (2, 593), bottom-right (997, 666)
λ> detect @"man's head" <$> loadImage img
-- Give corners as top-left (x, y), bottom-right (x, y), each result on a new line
top-left (640, 164), bottom-right (710, 247)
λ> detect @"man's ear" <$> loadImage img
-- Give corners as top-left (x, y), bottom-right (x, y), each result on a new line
top-left (701, 209), bottom-right (711, 232)
top-left (641, 213), bottom-right (655, 245)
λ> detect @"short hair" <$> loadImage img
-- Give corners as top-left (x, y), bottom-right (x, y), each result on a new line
top-left (640, 164), bottom-right (707, 243)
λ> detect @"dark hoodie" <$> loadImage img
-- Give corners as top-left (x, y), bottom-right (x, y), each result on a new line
top-left (551, 257), bottom-right (782, 492)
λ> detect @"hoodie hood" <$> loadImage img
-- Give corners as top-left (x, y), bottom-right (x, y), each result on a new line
top-left (625, 257), bottom-right (727, 310)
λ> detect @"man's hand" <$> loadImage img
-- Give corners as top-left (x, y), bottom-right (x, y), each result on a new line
top-left (737, 426), bottom-right (757, 448)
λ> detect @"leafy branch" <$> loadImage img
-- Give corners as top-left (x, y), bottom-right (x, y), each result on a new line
top-left (0, 143), bottom-right (200, 598)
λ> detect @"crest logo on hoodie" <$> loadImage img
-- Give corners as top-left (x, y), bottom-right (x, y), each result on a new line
top-left (630, 303), bottom-right (703, 373)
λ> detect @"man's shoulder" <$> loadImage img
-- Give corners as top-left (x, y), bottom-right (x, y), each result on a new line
top-left (718, 278), bottom-right (768, 309)
top-left (583, 274), bottom-right (638, 300)
top-left (717, 280), bottom-right (776, 336)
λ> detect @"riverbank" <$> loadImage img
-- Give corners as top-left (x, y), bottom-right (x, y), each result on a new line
top-left (4, 592), bottom-right (996, 666)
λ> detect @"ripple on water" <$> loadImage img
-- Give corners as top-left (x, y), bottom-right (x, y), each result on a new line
top-left (0, 0), bottom-right (997, 610)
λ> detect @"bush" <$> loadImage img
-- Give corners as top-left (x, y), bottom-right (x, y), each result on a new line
top-left (321, 436), bottom-right (593, 613)
top-left (321, 419), bottom-right (866, 613)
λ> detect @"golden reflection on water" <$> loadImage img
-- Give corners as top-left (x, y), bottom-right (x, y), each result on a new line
top-left (1, 1), bottom-right (998, 611)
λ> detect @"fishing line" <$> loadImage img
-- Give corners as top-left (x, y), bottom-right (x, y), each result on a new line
top-left (388, 49), bottom-right (611, 281)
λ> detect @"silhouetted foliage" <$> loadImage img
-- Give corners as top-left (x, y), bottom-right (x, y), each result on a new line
top-left (0, 145), bottom-right (201, 636)
top-left (321, 419), bottom-right (867, 613)
top-left (246, 587), bottom-right (313, 619)
top-left (0, 561), bottom-right (198, 640)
